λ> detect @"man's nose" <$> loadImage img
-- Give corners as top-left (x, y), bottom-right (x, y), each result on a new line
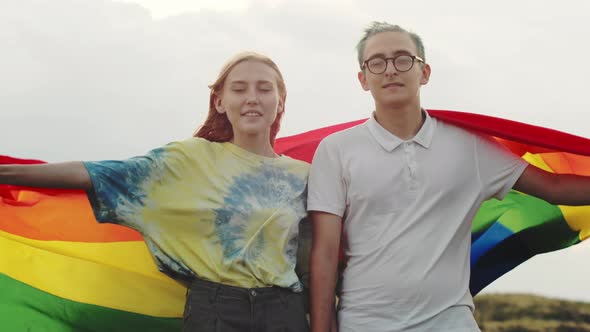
top-left (384, 59), bottom-right (398, 76)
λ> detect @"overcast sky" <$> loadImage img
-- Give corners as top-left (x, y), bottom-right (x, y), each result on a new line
top-left (3, 0), bottom-right (590, 302)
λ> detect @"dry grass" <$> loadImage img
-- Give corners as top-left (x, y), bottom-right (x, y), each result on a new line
top-left (474, 294), bottom-right (590, 332)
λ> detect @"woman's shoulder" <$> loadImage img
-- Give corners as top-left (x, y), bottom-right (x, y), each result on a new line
top-left (279, 155), bottom-right (309, 167)
top-left (164, 137), bottom-right (222, 153)
top-left (277, 155), bottom-right (310, 177)
top-left (149, 138), bottom-right (224, 169)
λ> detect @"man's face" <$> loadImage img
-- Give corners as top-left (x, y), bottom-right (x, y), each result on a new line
top-left (358, 31), bottom-right (430, 109)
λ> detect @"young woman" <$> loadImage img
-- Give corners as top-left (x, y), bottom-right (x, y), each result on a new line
top-left (0, 52), bottom-right (310, 332)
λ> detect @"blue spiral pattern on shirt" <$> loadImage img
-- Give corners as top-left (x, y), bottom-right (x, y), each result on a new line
top-left (85, 147), bottom-right (166, 224)
top-left (213, 163), bottom-right (306, 262)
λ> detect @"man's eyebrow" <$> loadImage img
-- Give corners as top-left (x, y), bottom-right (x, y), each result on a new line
top-left (366, 50), bottom-right (413, 60)
top-left (365, 52), bottom-right (387, 60)
top-left (393, 50), bottom-right (413, 56)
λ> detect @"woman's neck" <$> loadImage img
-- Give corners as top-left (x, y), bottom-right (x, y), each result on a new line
top-left (231, 132), bottom-right (277, 158)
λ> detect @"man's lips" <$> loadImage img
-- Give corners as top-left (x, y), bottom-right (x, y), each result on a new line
top-left (382, 82), bottom-right (404, 88)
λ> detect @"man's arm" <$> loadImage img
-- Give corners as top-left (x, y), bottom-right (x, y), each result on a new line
top-left (310, 211), bottom-right (342, 332)
top-left (0, 162), bottom-right (92, 189)
top-left (514, 164), bottom-right (590, 205)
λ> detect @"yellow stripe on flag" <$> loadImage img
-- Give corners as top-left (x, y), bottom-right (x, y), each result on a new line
top-left (0, 230), bottom-right (185, 317)
top-left (522, 152), bottom-right (590, 241)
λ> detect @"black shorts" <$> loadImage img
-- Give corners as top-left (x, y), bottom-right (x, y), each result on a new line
top-left (182, 278), bottom-right (309, 332)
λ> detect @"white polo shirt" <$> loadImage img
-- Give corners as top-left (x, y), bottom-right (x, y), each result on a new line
top-left (308, 111), bottom-right (528, 331)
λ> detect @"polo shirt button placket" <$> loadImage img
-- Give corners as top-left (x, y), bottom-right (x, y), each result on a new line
top-left (406, 142), bottom-right (418, 190)
top-left (402, 142), bottom-right (413, 187)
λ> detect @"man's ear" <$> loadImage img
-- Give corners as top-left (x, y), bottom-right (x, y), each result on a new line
top-left (214, 94), bottom-right (225, 114)
top-left (420, 63), bottom-right (431, 85)
top-left (358, 70), bottom-right (370, 91)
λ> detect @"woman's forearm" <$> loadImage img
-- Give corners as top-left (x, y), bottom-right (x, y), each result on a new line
top-left (0, 162), bottom-right (92, 189)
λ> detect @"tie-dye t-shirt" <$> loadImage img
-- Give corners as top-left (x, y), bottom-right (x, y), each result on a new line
top-left (83, 138), bottom-right (309, 291)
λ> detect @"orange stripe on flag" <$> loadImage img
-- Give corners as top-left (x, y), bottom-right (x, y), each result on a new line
top-left (0, 187), bottom-right (141, 242)
top-left (539, 153), bottom-right (590, 176)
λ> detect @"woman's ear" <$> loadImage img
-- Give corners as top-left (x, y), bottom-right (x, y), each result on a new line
top-left (214, 94), bottom-right (225, 114)
top-left (277, 99), bottom-right (285, 114)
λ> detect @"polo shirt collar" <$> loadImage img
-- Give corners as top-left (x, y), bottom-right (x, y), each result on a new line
top-left (365, 109), bottom-right (435, 152)
top-left (413, 110), bottom-right (435, 149)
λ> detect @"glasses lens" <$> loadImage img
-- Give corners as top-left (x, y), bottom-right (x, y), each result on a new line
top-left (394, 55), bottom-right (414, 72)
top-left (367, 58), bottom-right (387, 74)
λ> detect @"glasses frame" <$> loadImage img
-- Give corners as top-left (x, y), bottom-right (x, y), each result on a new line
top-left (362, 54), bottom-right (425, 74)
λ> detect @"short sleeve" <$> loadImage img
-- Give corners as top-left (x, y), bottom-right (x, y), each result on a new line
top-left (83, 146), bottom-right (168, 228)
top-left (475, 135), bottom-right (529, 200)
top-left (307, 138), bottom-right (347, 217)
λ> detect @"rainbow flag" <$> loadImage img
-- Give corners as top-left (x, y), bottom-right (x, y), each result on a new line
top-left (275, 110), bottom-right (590, 295)
top-left (2, 110), bottom-right (590, 330)
top-left (0, 157), bottom-right (185, 331)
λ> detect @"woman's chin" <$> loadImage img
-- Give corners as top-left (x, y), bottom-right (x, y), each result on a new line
top-left (234, 122), bottom-right (272, 136)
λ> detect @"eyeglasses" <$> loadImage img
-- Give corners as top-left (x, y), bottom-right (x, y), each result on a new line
top-left (362, 54), bottom-right (425, 74)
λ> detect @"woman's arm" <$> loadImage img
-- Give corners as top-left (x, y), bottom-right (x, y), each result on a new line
top-left (0, 162), bottom-right (92, 190)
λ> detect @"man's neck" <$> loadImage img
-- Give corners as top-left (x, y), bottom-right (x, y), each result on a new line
top-left (374, 103), bottom-right (424, 140)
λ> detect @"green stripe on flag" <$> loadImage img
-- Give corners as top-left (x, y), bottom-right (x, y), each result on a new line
top-left (0, 273), bottom-right (182, 332)
top-left (473, 191), bottom-right (566, 234)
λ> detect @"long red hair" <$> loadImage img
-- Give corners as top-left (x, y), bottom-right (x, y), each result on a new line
top-left (194, 52), bottom-right (287, 146)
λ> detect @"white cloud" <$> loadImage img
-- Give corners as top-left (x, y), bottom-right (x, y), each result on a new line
top-left (2, 0), bottom-right (590, 302)
top-left (118, 0), bottom-right (249, 18)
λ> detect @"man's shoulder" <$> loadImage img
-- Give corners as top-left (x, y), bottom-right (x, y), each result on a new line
top-left (321, 122), bottom-right (369, 146)
top-left (432, 117), bottom-right (480, 141)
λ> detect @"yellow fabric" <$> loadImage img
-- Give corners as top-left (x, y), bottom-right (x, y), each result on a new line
top-left (84, 138), bottom-right (309, 290)
top-left (0, 229), bottom-right (185, 317)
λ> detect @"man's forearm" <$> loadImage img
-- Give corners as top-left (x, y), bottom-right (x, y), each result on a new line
top-left (310, 249), bottom-right (339, 332)
top-left (549, 174), bottom-right (590, 205)
top-left (515, 165), bottom-right (590, 206)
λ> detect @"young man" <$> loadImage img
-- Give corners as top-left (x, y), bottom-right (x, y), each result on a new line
top-left (308, 22), bottom-right (590, 332)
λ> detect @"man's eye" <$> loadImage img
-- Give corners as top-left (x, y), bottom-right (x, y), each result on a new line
top-left (369, 59), bottom-right (385, 66)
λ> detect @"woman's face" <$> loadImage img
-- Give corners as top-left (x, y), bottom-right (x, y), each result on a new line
top-left (214, 60), bottom-right (283, 139)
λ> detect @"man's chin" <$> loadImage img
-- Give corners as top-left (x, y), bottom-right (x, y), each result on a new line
top-left (381, 96), bottom-right (412, 109)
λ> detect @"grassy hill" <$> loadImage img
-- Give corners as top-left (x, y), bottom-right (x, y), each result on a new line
top-left (474, 294), bottom-right (590, 332)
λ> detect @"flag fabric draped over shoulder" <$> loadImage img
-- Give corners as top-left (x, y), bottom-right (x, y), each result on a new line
top-left (2, 109), bottom-right (590, 331)
top-left (274, 110), bottom-right (590, 295)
